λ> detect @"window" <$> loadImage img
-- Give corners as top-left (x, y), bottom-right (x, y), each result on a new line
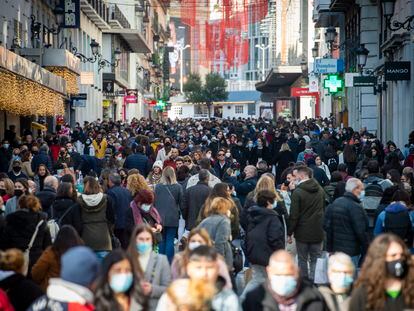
top-left (173, 106), bottom-right (183, 115)
top-left (235, 105), bottom-right (244, 114)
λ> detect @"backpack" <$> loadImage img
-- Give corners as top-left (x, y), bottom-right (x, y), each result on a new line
top-left (383, 210), bottom-right (414, 247)
top-left (327, 157), bottom-right (338, 172)
top-left (362, 181), bottom-right (384, 228)
top-left (47, 204), bottom-right (73, 242)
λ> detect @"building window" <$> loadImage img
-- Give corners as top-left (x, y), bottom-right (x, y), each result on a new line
top-left (173, 106), bottom-right (183, 115)
top-left (235, 105), bottom-right (244, 114)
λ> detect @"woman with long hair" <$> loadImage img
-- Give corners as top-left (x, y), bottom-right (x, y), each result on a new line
top-left (274, 143), bottom-right (295, 184)
top-left (33, 164), bottom-right (50, 192)
top-left (170, 228), bottom-right (232, 289)
top-left (349, 233), bottom-right (414, 310)
top-left (154, 167), bottom-right (184, 263)
top-left (94, 249), bottom-right (147, 311)
top-left (31, 225), bottom-right (83, 291)
top-left (0, 178), bottom-right (14, 203)
top-left (127, 173), bottom-right (151, 197)
top-left (199, 183), bottom-right (241, 240)
top-left (5, 178), bottom-right (30, 215)
top-left (127, 225), bottom-right (171, 310)
top-left (20, 150), bottom-right (34, 178)
top-left (147, 161), bottom-right (163, 188)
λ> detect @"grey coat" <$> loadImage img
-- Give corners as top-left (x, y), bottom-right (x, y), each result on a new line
top-left (198, 214), bottom-right (233, 269)
top-left (154, 183), bottom-right (184, 227)
top-left (144, 251), bottom-right (171, 310)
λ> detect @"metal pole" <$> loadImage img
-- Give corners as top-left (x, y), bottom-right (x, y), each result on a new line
top-left (180, 48), bottom-right (184, 93)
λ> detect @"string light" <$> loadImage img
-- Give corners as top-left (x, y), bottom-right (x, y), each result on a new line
top-left (45, 66), bottom-right (79, 95)
top-left (0, 68), bottom-right (64, 116)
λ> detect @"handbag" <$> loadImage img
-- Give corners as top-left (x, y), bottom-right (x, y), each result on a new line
top-left (314, 251), bottom-right (329, 285)
top-left (23, 220), bottom-right (44, 276)
top-left (231, 243), bottom-right (243, 274)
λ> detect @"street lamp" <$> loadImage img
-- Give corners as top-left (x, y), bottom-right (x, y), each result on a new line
top-left (300, 56), bottom-right (308, 74)
top-left (381, 0), bottom-right (414, 31)
top-left (324, 27), bottom-right (338, 54)
top-left (30, 5), bottom-right (64, 40)
top-left (176, 44), bottom-right (190, 93)
top-left (356, 44), bottom-right (369, 74)
top-left (255, 43), bottom-right (270, 80)
top-left (312, 43), bottom-right (319, 59)
top-left (98, 47), bottom-right (122, 72)
top-left (72, 39), bottom-right (101, 63)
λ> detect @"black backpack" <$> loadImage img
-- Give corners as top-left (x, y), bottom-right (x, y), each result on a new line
top-left (384, 210), bottom-right (413, 247)
top-left (365, 180), bottom-right (384, 197)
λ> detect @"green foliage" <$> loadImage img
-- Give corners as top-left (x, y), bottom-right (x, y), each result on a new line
top-left (183, 72), bottom-right (228, 106)
top-left (183, 73), bottom-right (204, 103)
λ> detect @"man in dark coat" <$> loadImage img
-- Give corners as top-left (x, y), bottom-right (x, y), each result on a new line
top-left (31, 145), bottom-right (53, 173)
top-left (324, 178), bottom-right (369, 268)
top-left (307, 157), bottom-right (330, 187)
top-left (123, 145), bottom-right (150, 177)
top-left (35, 176), bottom-right (58, 217)
top-left (288, 166), bottom-right (325, 282)
top-left (182, 169), bottom-right (211, 232)
top-left (213, 150), bottom-right (231, 179)
top-left (107, 173), bottom-right (133, 249)
top-left (0, 140), bottom-right (12, 174)
top-left (243, 250), bottom-right (326, 311)
top-left (229, 165), bottom-right (258, 207)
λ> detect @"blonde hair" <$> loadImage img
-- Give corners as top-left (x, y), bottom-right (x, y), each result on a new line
top-left (280, 143), bottom-right (291, 152)
top-left (1, 178), bottom-right (15, 196)
top-left (253, 175), bottom-right (282, 201)
top-left (166, 279), bottom-right (215, 311)
top-left (127, 173), bottom-right (150, 197)
top-left (161, 166), bottom-right (177, 185)
top-left (0, 249), bottom-right (25, 273)
top-left (209, 197), bottom-right (233, 215)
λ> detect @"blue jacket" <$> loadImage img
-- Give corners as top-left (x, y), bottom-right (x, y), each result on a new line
top-left (107, 185), bottom-right (132, 229)
top-left (374, 202), bottom-right (414, 235)
top-left (123, 153), bottom-right (150, 177)
top-left (229, 177), bottom-right (257, 207)
top-left (31, 151), bottom-right (52, 173)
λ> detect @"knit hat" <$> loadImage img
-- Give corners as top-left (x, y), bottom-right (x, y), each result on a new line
top-left (60, 246), bottom-right (99, 287)
top-left (153, 160), bottom-right (163, 170)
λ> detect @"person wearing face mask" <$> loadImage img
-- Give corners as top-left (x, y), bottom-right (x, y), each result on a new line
top-left (243, 250), bottom-right (326, 311)
top-left (0, 178), bottom-right (14, 204)
top-left (7, 160), bottom-right (28, 182)
top-left (319, 253), bottom-right (355, 311)
top-left (94, 249), bottom-right (147, 311)
top-left (5, 178), bottom-right (30, 215)
top-left (349, 234), bottom-right (414, 311)
top-left (54, 147), bottom-right (74, 171)
top-left (127, 225), bottom-right (170, 311)
top-left (65, 142), bottom-right (83, 172)
top-left (155, 138), bottom-right (173, 163)
top-left (242, 189), bottom-right (285, 299)
top-left (0, 140), bottom-right (12, 174)
top-left (170, 228), bottom-right (232, 288)
top-left (324, 178), bottom-right (369, 270)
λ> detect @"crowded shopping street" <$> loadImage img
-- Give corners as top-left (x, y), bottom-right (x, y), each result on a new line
top-left (1, 0), bottom-right (414, 310)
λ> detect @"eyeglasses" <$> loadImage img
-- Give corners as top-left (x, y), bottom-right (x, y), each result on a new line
top-left (184, 160), bottom-right (192, 163)
top-left (218, 153), bottom-right (225, 156)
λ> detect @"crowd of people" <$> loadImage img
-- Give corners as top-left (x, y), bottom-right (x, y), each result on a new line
top-left (0, 116), bottom-right (413, 311)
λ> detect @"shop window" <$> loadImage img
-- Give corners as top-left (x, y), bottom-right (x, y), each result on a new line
top-left (235, 105), bottom-right (244, 114)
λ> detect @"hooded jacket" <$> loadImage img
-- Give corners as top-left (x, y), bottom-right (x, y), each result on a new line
top-left (50, 197), bottom-right (82, 233)
top-left (288, 179), bottom-right (325, 243)
top-left (245, 206), bottom-right (285, 266)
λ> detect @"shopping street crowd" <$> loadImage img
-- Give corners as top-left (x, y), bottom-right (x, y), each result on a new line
top-left (0, 116), bottom-right (413, 311)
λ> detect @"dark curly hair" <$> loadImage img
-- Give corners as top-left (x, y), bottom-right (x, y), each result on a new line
top-left (355, 234), bottom-right (414, 310)
top-left (94, 249), bottom-right (147, 311)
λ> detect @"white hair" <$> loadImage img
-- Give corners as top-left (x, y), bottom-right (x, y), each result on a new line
top-left (328, 252), bottom-right (355, 274)
top-left (345, 178), bottom-right (361, 193)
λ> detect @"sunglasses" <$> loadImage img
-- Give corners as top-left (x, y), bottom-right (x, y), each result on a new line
top-left (218, 153), bottom-right (225, 156)
top-left (184, 160), bottom-right (192, 163)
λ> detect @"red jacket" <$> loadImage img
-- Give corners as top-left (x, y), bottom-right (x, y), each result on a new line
top-left (0, 289), bottom-right (14, 311)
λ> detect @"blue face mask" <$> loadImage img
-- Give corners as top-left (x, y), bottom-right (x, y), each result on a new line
top-left (141, 204), bottom-right (151, 212)
top-left (110, 273), bottom-right (133, 293)
top-left (270, 275), bottom-right (297, 296)
top-left (358, 190), bottom-right (365, 201)
top-left (136, 242), bottom-right (152, 254)
top-left (330, 273), bottom-right (353, 290)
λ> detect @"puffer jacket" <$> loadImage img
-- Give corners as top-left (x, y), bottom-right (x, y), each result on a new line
top-left (324, 192), bottom-right (369, 256)
top-left (288, 179), bottom-right (325, 243)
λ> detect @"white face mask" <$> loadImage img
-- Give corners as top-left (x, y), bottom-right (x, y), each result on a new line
top-left (225, 152), bottom-right (231, 158)
top-left (270, 275), bottom-right (297, 297)
top-left (141, 204), bottom-right (151, 212)
top-left (188, 241), bottom-right (202, 250)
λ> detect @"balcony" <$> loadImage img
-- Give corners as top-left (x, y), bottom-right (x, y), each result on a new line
top-left (109, 4), bottom-right (131, 29)
top-left (80, 0), bottom-right (110, 30)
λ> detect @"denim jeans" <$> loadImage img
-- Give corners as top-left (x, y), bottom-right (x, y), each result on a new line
top-left (296, 241), bottom-right (323, 282)
top-left (240, 265), bottom-right (267, 302)
top-left (158, 226), bottom-right (177, 263)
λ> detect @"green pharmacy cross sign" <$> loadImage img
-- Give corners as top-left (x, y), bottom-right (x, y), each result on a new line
top-left (323, 74), bottom-right (343, 94)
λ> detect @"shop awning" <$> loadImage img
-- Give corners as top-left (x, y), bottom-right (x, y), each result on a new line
top-left (0, 46), bottom-right (65, 116)
top-left (103, 29), bottom-right (151, 53)
top-left (255, 66), bottom-right (303, 93)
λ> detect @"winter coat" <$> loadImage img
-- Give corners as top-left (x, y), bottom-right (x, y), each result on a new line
top-left (309, 165), bottom-right (330, 187)
top-left (349, 285), bottom-right (407, 311)
top-left (213, 161), bottom-right (232, 180)
top-left (243, 280), bottom-right (327, 311)
top-left (183, 181), bottom-right (211, 231)
top-left (123, 153), bottom-right (151, 177)
top-left (154, 183), bottom-right (184, 227)
top-left (31, 246), bottom-right (60, 292)
top-left (324, 192), bottom-right (369, 257)
top-left (27, 278), bottom-right (95, 311)
top-left (1, 210), bottom-right (51, 273)
top-left (35, 187), bottom-right (57, 216)
top-left (198, 214), bottom-right (233, 269)
top-left (106, 185), bottom-right (132, 230)
top-left (127, 201), bottom-right (162, 228)
top-left (231, 177), bottom-right (257, 207)
top-left (186, 172), bottom-right (221, 189)
top-left (318, 286), bottom-right (350, 311)
top-left (49, 197), bottom-right (82, 234)
top-left (7, 171), bottom-right (28, 183)
top-left (0, 288), bottom-right (14, 311)
top-left (0, 273), bottom-right (43, 311)
top-left (288, 179), bottom-right (325, 243)
top-left (78, 193), bottom-right (114, 252)
top-left (245, 206), bottom-right (284, 266)
top-left (31, 151), bottom-right (52, 173)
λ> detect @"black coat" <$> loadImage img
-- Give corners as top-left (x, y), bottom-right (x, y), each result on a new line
top-left (213, 161), bottom-right (231, 180)
top-left (324, 192), bottom-right (369, 257)
top-left (0, 273), bottom-right (43, 311)
top-left (31, 151), bottom-right (52, 173)
top-left (231, 177), bottom-right (257, 207)
top-left (309, 165), bottom-right (330, 187)
top-left (243, 280), bottom-right (326, 311)
top-left (0, 147), bottom-right (11, 173)
top-left (183, 182), bottom-right (211, 231)
top-left (1, 210), bottom-right (51, 273)
top-left (349, 285), bottom-right (406, 311)
top-left (35, 186), bottom-right (57, 216)
top-left (123, 153), bottom-right (150, 177)
top-left (245, 206), bottom-right (284, 266)
top-left (106, 185), bottom-right (133, 230)
top-left (50, 197), bottom-right (82, 233)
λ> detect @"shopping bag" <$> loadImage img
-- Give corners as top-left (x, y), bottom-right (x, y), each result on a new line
top-left (314, 252), bottom-right (329, 284)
